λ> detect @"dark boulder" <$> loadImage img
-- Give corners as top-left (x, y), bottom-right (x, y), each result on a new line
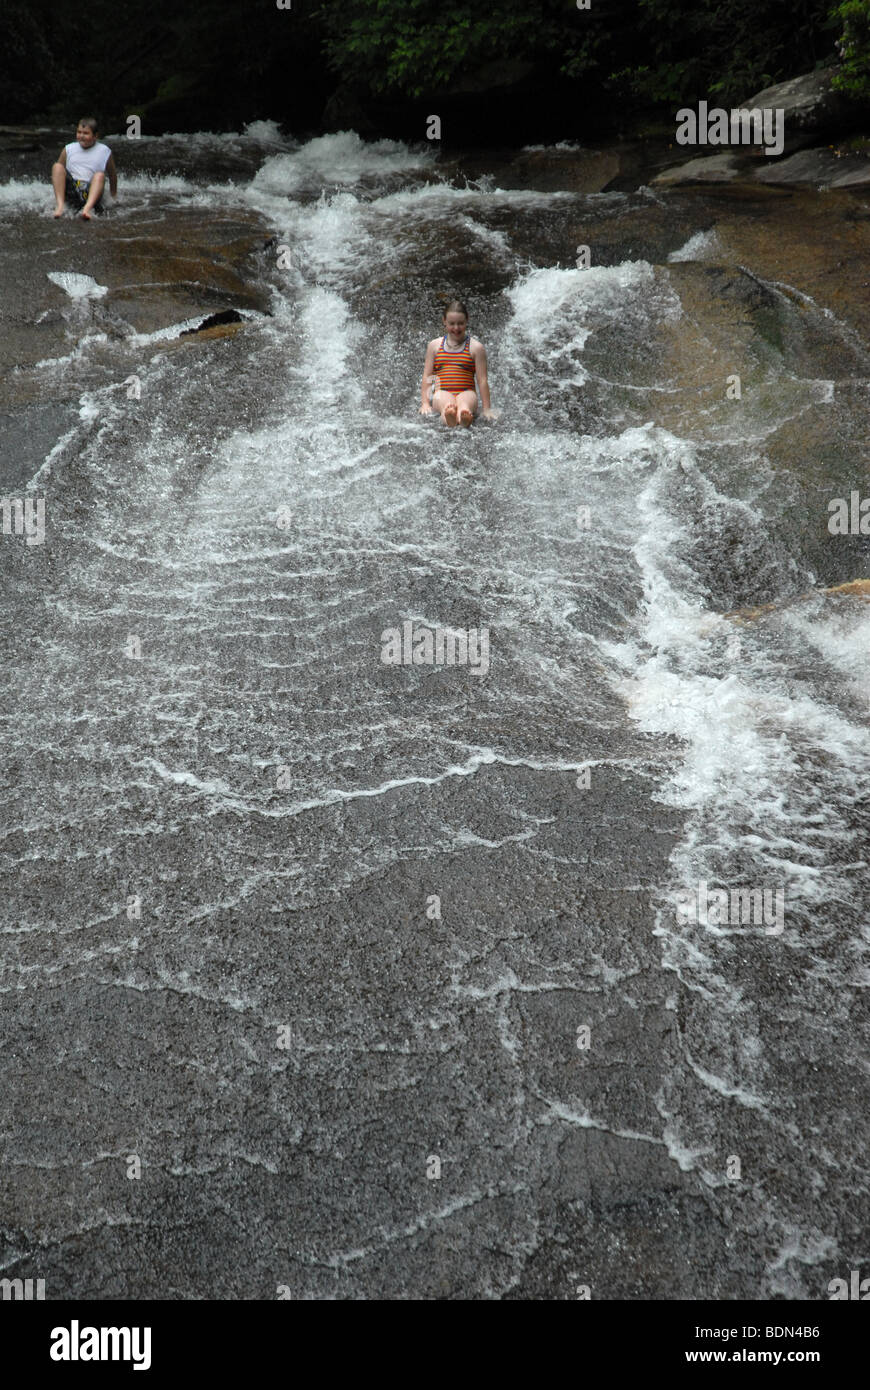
top-left (180, 309), bottom-right (244, 336)
top-left (321, 85), bottom-right (378, 136)
top-left (739, 67), bottom-right (858, 149)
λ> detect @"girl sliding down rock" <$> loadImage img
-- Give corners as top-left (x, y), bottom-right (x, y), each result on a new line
top-left (420, 300), bottom-right (495, 426)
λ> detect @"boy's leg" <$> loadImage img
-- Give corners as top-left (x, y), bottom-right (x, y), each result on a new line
top-left (432, 389), bottom-right (458, 426)
top-left (80, 171), bottom-right (105, 220)
top-left (456, 390), bottom-right (477, 426)
top-left (51, 162), bottom-right (67, 216)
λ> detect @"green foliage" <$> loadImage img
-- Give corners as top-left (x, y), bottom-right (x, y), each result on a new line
top-left (316, 0), bottom-right (570, 97)
top-left (4, 0), bottom-right (327, 130)
top-left (830, 0), bottom-right (870, 96)
top-left (2, 0), bottom-right (861, 132)
top-left (605, 0), bottom-right (832, 108)
top-left (316, 0), bottom-right (839, 111)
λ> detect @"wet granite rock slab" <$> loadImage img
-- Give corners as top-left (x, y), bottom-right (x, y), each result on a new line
top-left (2, 128), bottom-right (870, 1301)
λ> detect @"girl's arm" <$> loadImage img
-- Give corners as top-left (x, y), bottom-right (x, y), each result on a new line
top-left (106, 153), bottom-right (118, 197)
top-left (473, 342), bottom-right (493, 414)
top-left (420, 340), bottom-right (436, 412)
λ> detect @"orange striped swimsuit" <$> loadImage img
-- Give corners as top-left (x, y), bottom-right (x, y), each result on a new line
top-left (433, 333), bottom-right (476, 396)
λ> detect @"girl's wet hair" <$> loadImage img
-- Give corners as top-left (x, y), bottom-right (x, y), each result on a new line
top-left (443, 299), bottom-right (469, 320)
top-left (77, 117), bottom-right (99, 133)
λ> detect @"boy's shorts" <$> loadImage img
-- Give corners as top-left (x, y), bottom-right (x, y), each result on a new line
top-left (65, 171), bottom-right (104, 213)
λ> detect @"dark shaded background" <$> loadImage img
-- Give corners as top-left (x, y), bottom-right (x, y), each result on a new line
top-left (3, 0), bottom-right (860, 145)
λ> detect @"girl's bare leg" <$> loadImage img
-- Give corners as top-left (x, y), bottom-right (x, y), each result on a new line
top-left (432, 389), bottom-right (458, 426)
top-left (456, 390), bottom-right (477, 427)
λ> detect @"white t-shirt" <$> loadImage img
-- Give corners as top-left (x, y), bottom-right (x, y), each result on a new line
top-left (65, 140), bottom-right (111, 182)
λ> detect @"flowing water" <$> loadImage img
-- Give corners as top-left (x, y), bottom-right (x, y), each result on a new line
top-left (1, 126), bottom-right (869, 1298)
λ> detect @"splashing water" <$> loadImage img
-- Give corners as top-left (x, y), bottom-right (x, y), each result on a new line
top-left (2, 130), bottom-right (869, 1299)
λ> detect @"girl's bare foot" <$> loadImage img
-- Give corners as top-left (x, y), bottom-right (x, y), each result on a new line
top-left (458, 408), bottom-right (473, 427)
top-left (80, 209), bottom-right (93, 221)
top-left (443, 400), bottom-right (458, 426)
top-left (53, 206), bottom-right (65, 218)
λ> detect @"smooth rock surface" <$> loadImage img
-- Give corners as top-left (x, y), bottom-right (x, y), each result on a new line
top-left (754, 145), bottom-right (870, 187)
top-left (2, 127), bottom-right (869, 1301)
top-left (653, 152), bottom-right (746, 185)
top-left (741, 66), bottom-right (856, 140)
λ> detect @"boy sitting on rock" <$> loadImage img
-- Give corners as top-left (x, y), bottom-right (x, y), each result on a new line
top-left (52, 118), bottom-right (117, 220)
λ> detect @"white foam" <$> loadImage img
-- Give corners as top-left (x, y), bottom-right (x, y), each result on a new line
top-left (784, 601), bottom-right (870, 704)
top-left (252, 131), bottom-right (432, 195)
top-left (266, 189), bottom-right (375, 288)
top-left (600, 426), bottom-right (870, 927)
top-left (502, 262), bottom-right (676, 389)
top-left (668, 229), bottom-right (721, 262)
top-left (242, 119), bottom-right (287, 145)
top-left (294, 286), bottom-right (363, 409)
top-left (47, 271), bottom-right (108, 299)
top-left (520, 141), bottom-right (584, 152)
top-left (767, 1228), bottom-right (839, 1297)
top-left (455, 213), bottom-right (513, 259)
top-left (118, 172), bottom-right (201, 194)
top-left (372, 183), bottom-right (572, 213)
top-left (0, 178), bottom-right (53, 213)
top-left (31, 334), bottom-right (110, 370)
top-left (103, 123), bottom-right (290, 149)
